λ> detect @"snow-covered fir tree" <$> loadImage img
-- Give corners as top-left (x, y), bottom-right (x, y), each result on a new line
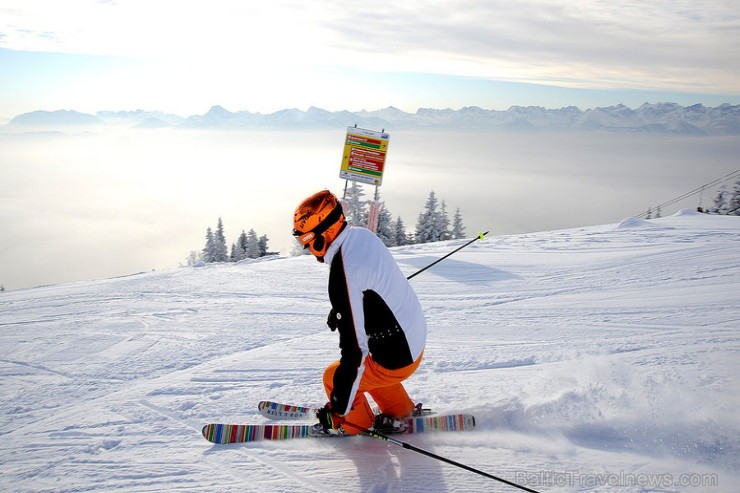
top-left (291, 239), bottom-right (312, 256)
top-left (416, 191), bottom-right (448, 243)
top-left (375, 202), bottom-right (395, 247)
top-left (415, 191), bottom-right (438, 243)
top-left (202, 227), bottom-right (215, 262)
top-left (710, 187), bottom-right (727, 214)
top-left (213, 218), bottom-right (229, 262)
top-left (451, 208), bottom-right (466, 239)
top-left (393, 217), bottom-right (410, 246)
top-left (727, 179), bottom-right (740, 215)
top-left (258, 235), bottom-right (269, 256)
top-left (436, 200), bottom-right (452, 241)
top-left (231, 231), bottom-right (249, 261)
top-left (199, 221), bottom-right (272, 263)
top-left (413, 191), bottom-right (467, 243)
top-left (344, 182), bottom-right (367, 226)
top-left (246, 229), bottom-right (261, 259)
top-left (184, 250), bottom-right (201, 266)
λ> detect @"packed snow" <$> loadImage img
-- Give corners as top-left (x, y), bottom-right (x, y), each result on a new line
top-left (1, 210), bottom-right (737, 493)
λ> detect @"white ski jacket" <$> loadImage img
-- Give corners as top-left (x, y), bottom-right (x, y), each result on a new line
top-left (323, 226), bottom-right (427, 415)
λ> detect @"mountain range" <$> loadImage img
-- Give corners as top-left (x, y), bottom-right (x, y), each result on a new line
top-left (7, 103), bottom-right (740, 135)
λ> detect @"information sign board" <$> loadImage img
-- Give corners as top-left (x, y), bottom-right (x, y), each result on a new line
top-left (339, 127), bottom-right (389, 186)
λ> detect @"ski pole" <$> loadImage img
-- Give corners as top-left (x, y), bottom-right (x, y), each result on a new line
top-left (406, 231), bottom-right (489, 280)
top-left (345, 422), bottom-right (540, 493)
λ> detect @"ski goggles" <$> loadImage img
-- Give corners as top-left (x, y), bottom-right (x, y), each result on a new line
top-left (292, 229), bottom-right (316, 249)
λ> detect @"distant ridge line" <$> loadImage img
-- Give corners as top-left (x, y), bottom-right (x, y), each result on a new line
top-left (7, 103), bottom-right (740, 135)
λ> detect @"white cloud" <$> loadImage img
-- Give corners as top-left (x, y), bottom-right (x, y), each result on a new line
top-left (313, 0), bottom-right (740, 93)
top-left (1, 1), bottom-right (339, 64)
top-left (1, 0), bottom-right (738, 104)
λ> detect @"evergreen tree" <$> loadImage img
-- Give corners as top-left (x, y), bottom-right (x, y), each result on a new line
top-left (436, 200), bottom-right (451, 240)
top-left (246, 229), bottom-right (261, 259)
top-left (291, 239), bottom-right (312, 256)
top-left (202, 227), bottom-right (215, 262)
top-left (258, 235), bottom-right (269, 256)
top-left (710, 187), bottom-right (728, 214)
top-left (198, 222), bottom-right (271, 262)
top-left (394, 217), bottom-right (410, 246)
top-left (231, 231), bottom-right (248, 261)
top-left (344, 181), bottom-right (367, 226)
top-left (416, 191), bottom-right (446, 243)
top-left (451, 208), bottom-right (466, 239)
top-left (184, 250), bottom-right (201, 266)
top-left (375, 202), bottom-right (395, 247)
top-left (727, 179), bottom-right (740, 215)
top-left (213, 218), bottom-right (229, 262)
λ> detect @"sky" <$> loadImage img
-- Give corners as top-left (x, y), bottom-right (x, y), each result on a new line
top-left (1, 0), bottom-right (739, 120)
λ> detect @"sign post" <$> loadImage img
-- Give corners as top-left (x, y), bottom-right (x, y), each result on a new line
top-left (366, 201), bottom-right (381, 233)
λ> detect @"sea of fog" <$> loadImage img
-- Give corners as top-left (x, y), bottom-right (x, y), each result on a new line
top-left (1, 126), bottom-right (738, 290)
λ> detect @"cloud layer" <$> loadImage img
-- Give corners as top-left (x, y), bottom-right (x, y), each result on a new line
top-left (1, 0), bottom-right (739, 95)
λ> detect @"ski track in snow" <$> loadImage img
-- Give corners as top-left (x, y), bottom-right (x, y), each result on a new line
top-left (0, 211), bottom-right (738, 492)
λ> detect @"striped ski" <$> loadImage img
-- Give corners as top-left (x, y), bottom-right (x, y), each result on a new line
top-left (202, 413), bottom-right (475, 444)
top-left (406, 413), bottom-right (476, 433)
top-left (257, 400), bottom-right (318, 420)
top-left (257, 400), bottom-right (433, 420)
top-left (202, 423), bottom-right (311, 444)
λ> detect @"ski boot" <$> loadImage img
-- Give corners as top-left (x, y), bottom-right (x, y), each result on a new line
top-left (372, 414), bottom-right (409, 434)
top-left (308, 422), bottom-right (346, 437)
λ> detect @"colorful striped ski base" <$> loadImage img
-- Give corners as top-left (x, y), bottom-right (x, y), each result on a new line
top-left (202, 413), bottom-right (475, 444)
top-left (405, 413), bottom-right (476, 433)
top-left (202, 423), bottom-right (311, 444)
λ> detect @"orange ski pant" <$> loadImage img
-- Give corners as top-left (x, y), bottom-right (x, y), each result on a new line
top-left (323, 353), bottom-right (423, 435)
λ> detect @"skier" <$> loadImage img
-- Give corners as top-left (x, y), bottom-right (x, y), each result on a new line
top-left (292, 189), bottom-right (427, 436)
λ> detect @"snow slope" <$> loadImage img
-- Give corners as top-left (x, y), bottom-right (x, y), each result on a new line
top-left (1, 210), bottom-right (738, 493)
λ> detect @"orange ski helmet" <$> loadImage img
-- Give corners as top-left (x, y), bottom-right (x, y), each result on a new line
top-left (293, 190), bottom-right (346, 261)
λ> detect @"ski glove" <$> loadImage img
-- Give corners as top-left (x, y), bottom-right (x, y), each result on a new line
top-left (327, 308), bottom-right (341, 331)
top-left (317, 403), bottom-right (344, 431)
